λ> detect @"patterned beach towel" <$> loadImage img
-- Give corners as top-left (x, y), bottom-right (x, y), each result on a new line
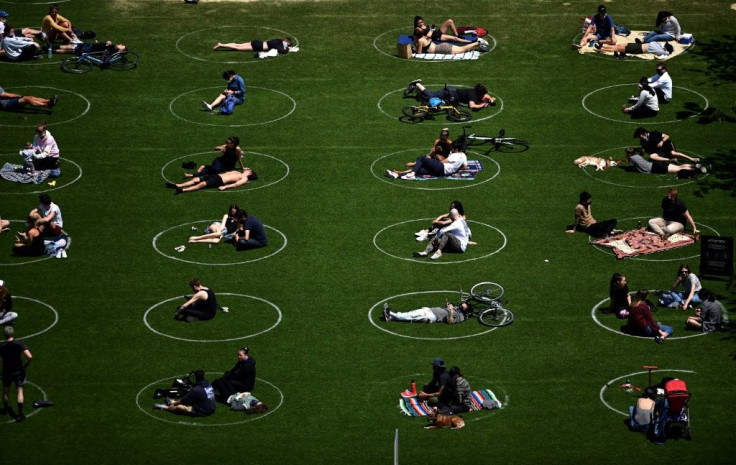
top-left (398, 388), bottom-right (501, 417)
top-left (576, 30), bottom-right (693, 61)
top-left (413, 160), bottom-right (483, 181)
top-left (399, 34), bottom-right (483, 61)
top-left (590, 228), bottom-right (695, 259)
top-left (0, 162), bottom-right (50, 184)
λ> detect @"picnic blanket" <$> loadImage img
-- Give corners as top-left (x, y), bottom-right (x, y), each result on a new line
top-left (398, 388), bottom-right (501, 417)
top-left (411, 160), bottom-right (483, 181)
top-left (590, 228), bottom-right (695, 259)
top-left (0, 162), bottom-right (50, 184)
top-left (576, 30), bottom-right (693, 60)
top-left (398, 34), bottom-right (482, 61)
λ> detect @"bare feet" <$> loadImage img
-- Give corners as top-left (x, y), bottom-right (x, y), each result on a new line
top-left (212, 43), bottom-right (222, 51)
top-left (183, 173), bottom-right (193, 178)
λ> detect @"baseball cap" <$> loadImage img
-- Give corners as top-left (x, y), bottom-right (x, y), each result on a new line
top-left (0, 11), bottom-right (9, 18)
top-left (431, 357), bottom-right (446, 368)
top-left (597, 5), bottom-right (607, 14)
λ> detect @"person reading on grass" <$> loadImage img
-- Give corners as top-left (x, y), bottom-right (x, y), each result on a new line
top-left (386, 140), bottom-right (467, 180)
top-left (213, 37), bottom-right (293, 53)
top-left (174, 278), bottom-right (218, 323)
top-left (166, 168), bottom-right (257, 194)
top-left (565, 191), bottom-right (619, 238)
top-left (382, 299), bottom-right (473, 324)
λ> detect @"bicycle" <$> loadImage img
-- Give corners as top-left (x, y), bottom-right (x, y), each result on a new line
top-left (459, 125), bottom-right (529, 154)
top-left (459, 281), bottom-right (514, 327)
top-left (401, 103), bottom-right (471, 124)
top-left (60, 50), bottom-right (139, 74)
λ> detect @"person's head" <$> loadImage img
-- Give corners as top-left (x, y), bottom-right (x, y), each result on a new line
top-left (25, 141), bottom-right (33, 149)
top-left (413, 27), bottom-right (425, 39)
top-left (656, 62), bottom-right (667, 75)
top-left (189, 277), bottom-right (202, 290)
top-left (238, 347), bottom-right (249, 360)
top-left (36, 121), bottom-right (48, 138)
top-left (4, 326), bottom-right (14, 339)
top-left (643, 386), bottom-right (657, 400)
top-left (194, 369), bottom-right (205, 383)
top-left (249, 400), bottom-right (269, 414)
top-left (459, 300), bottom-right (474, 317)
top-left (449, 366), bottom-right (462, 378)
top-left (439, 128), bottom-right (450, 139)
top-left (283, 37), bottom-right (293, 46)
top-left (633, 127), bottom-right (648, 139)
top-left (699, 288), bottom-right (715, 302)
top-left (450, 200), bottom-right (464, 216)
top-left (597, 4), bottom-right (607, 16)
top-left (413, 16), bottom-right (424, 28)
top-left (228, 204), bottom-right (240, 217)
top-left (244, 169), bottom-right (258, 181)
top-left (49, 5), bottom-right (59, 15)
top-left (578, 191), bottom-right (592, 205)
top-left (656, 11), bottom-right (672, 27)
top-left (431, 357), bottom-right (446, 372)
top-left (664, 43), bottom-right (674, 54)
top-left (226, 136), bottom-right (239, 147)
top-left (237, 210), bottom-right (248, 222)
top-left (474, 83), bottom-right (488, 97)
top-left (610, 272), bottom-right (626, 289)
top-left (222, 70), bottom-right (237, 81)
top-left (39, 192), bottom-right (52, 207)
top-left (666, 188), bottom-right (678, 202)
top-left (0, 11), bottom-right (8, 23)
top-left (634, 289), bottom-right (649, 302)
top-left (0, 285), bottom-right (9, 302)
top-left (676, 263), bottom-right (691, 278)
top-left (624, 147), bottom-right (637, 160)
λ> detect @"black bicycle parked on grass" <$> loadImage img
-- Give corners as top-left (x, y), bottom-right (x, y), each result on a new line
top-left (461, 281), bottom-right (514, 327)
top-left (61, 50), bottom-right (139, 74)
top-left (459, 125), bottom-right (529, 154)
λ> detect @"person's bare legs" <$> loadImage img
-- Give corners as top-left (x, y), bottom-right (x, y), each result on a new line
top-left (438, 19), bottom-right (459, 36)
top-left (453, 42), bottom-right (480, 54)
top-left (667, 164), bottom-right (694, 173)
top-left (206, 93), bottom-right (227, 109)
top-left (600, 44), bottom-right (626, 53)
top-left (213, 42), bottom-right (254, 51)
top-left (184, 165), bottom-right (207, 178)
top-left (188, 233), bottom-right (223, 244)
top-left (439, 33), bottom-right (471, 44)
top-left (181, 181), bottom-right (208, 193)
top-left (18, 96), bottom-right (52, 108)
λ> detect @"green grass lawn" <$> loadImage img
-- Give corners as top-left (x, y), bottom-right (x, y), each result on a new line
top-left (1, 1), bottom-right (735, 464)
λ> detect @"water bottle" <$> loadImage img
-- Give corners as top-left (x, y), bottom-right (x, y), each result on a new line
top-left (637, 220), bottom-right (642, 229)
top-left (47, 46), bottom-right (52, 59)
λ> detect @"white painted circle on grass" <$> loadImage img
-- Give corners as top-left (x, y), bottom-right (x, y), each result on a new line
top-left (136, 375), bottom-right (283, 426)
top-left (152, 220), bottom-right (287, 266)
top-left (0, 155), bottom-right (82, 195)
top-left (591, 294), bottom-right (708, 340)
top-left (1, 382), bottom-right (48, 424)
top-left (582, 84), bottom-right (708, 124)
top-left (368, 290), bottom-right (502, 340)
top-left (373, 218), bottom-right (507, 264)
top-left (143, 293), bottom-right (282, 343)
top-left (600, 369), bottom-right (696, 416)
top-left (0, 86), bottom-right (90, 127)
top-left (7, 296), bottom-right (59, 340)
top-left (168, 86), bottom-right (296, 128)
top-left (160, 151), bottom-right (289, 192)
top-left (377, 85), bottom-right (504, 124)
top-left (370, 149), bottom-right (500, 191)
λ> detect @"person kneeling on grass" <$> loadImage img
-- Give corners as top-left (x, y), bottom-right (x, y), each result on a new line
top-left (413, 208), bottom-right (471, 260)
top-left (154, 369), bottom-right (216, 417)
top-left (166, 168), bottom-right (257, 194)
top-left (382, 299), bottom-right (473, 324)
top-left (174, 278), bottom-right (218, 323)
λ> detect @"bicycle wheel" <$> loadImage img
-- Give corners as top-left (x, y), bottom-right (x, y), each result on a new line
top-left (465, 135), bottom-right (490, 148)
top-left (494, 138), bottom-right (530, 154)
top-left (447, 108), bottom-right (471, 122)
top-left (478, 306), bottom-right (514, 327)
top-left (109, 51), bottom-right (139, 71)
top-left (60, 57), bottom-right (93, 74)
top-left (470, 281), bottom-right (505, 303)
top-left (402, 106), bottom-right (428, 120)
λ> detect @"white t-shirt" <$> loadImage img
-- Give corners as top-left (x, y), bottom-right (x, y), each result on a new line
top-left (39, 202), bottom-right (63, 228)
top-left (443, 151), bottom-right (468, 175)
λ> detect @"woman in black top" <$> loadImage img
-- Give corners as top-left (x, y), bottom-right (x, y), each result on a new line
top-left (185, 136), bottom-right (245, 178)
top-left (175, 278), bottom-right (218, 322)
top-left (608, 273), bottom-right (631, 319)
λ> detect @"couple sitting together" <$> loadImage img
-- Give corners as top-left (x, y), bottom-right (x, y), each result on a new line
top-left (386, 129), bottom-right (468, 180)
top-left (412, 16), bottom-right (488, 56)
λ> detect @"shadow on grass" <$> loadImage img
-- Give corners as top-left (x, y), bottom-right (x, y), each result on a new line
top-left (689, 35), bottom-right (736, 85)
top-left (693, 148), bottom-right (736, 198)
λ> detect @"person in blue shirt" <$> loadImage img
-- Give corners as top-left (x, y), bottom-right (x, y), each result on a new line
top-left (154, 369), bottom-right (216, 417)
top-left (202, 70), bottom-right (246, 112)
top-left (579, 4), bottom-right (616, 47)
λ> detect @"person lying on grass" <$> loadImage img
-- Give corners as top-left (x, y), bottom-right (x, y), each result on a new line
top-left (54, 40), bottom-right (127, 56)
top-left (623, 148), bottom-right (703, 176)
top-left (213, 37), bottom-right (293, 54)
top-left (382, 299), bottom-right (473, 324)
top-left (404, 79), bottom-right (496, 110)
top-left (166, 168), bottom-right (257, 194)
top-left (413, 30), bottom-right (484, 55)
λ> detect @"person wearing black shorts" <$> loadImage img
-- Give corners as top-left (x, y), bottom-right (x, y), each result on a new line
top-left (167, 168), bottom-right (257, 195)
top-left (0, 326), bottom-right (33, 422)
top-left (174, 278), bottom-right (218, 323)
top-left (212, 37), bottom-right (293, 54)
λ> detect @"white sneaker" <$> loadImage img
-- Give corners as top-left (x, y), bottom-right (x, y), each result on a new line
top-left (430, 250), bottom-right (442, 260)
top-left (386, 170), bottom-right (398, 179)
top-left (60, 249), bottom-right (67, 258)
top-left (415, 232), bottom-right (428, 241)
top-left (55, 249), bottom-right (63, 259)
top-left (174, 245), bottom-right (186, 252)
top-left (201, 101), bottom-right (212, 111)
top-left (400, 172), bottom-right (415, 180)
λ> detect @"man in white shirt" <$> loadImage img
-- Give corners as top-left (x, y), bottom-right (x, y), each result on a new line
top-left (0, 27), bottom-right (40, 61)
top-left (413, 209), bottom-right (471, 260)
top-left (647, 63), bottom-right (672, 103)
top-left (30, 193), bottom-right (63, 236)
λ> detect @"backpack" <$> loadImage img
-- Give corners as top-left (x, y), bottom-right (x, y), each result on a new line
top-left (220, 94), bottom-right (237, 115)
top-left (615, 25), bottom-right (631, 37)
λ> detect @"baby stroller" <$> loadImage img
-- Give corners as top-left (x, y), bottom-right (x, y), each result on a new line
top-left (651, 379), bottom-right (691, 442)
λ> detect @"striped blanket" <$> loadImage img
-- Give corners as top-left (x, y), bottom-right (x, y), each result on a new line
top-left (590, 228), bottom-right (695, 259)
top-left (398, 388), bottom-right (501, 417)
top-left (413, 160), bottom-right (483, 181)
top-left (414, 51), bottom-right (481, 61)
top-left (0, 162), bottom-right (50, 184)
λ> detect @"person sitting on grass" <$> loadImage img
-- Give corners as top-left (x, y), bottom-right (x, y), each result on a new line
top-left (686, 289), bottom-right (728, 332)
top-left (12, 216), bottom-right (44, 257)
top-left (41, 4), bottom-right (79, 44)
top-left (404, 79), bottom-right (496, 110)
top-left (607, 273), bottom-right (631, 319)
top-left (416, 358), bottom-right (450, 403)
top-left (213, 37), bottom-right (293, 54)
top-left (382, 299), bottom-right (473, 324)
top-left (0, 27), bottom-right (41, 61)
top-left (166, 168), bottom-right (257, 195)
top-left (174, 278), bottom-right (218, 323)
top-left (597, 41), bottom-right (673, 59)
top-left (387, 139), bottom-right (467, 180)
top-left (188, 204), bottom-right (240, 245)
top-left (629, 386), bottom-right (657, 432)
top-left (0, 282), bottom-right (17, 326)
top-left (0, 87), bottom-right (57, 113)
top-left (413, 30), bottom-right (484, 55)
top-left (212, 347), bottom-right (256, 403)
top-left (646, 63), bottom-right (673, 104)
top-left (183, 137), bottom-right (245, 178)
top-left (623, 290), bottom-right (673, 344)
top-left (623, 77), bottom-right (659, 119)
top-left (153, 369), bottom-right (215, 417)
top-left (643, 11), bottom-right (681, 44)
top-left (578, 4), bottom-right (617, 47)
top-left (31, 122), bottom-right (61, 172)
top-left (445, 366), bottom-right (473, 414)
top-left (633, 127), bottom-right (698, 164)
top-left (234, 210), bottom-right (268, 251)
top-left (414, 200), bottom-right (465, 242)
top-left (623, 148), bottom-right (702, 176)
top-left (648, 189), bottom-right (700, 240)
top-left (202, 70), bottom-right (245, 113)
top-left (565, 191), bottom-right (619, 239)
top-left (0, 10), bottom-right (45, 42)
top-left (413, 208), bottom-right (471, 260)
top-left (227, 392), bottom-right (269, 413)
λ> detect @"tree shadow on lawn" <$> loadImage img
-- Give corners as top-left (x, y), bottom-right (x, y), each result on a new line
top-left (693, 148), bottom-right (736, 198)
top-left (688, 35), bottom-right (736, 86)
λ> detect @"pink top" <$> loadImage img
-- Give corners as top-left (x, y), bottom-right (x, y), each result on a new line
top-left (33, 130), bottom-right (60, 158)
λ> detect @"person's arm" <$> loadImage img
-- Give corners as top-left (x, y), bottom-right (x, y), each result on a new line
top-left (682, 278), bottom-right (697, 309)
top-left (468, 98), bottom-right (494, 110)
top-left (219, 214), bottom-right (228, 232)
top-left (1, 91), bottom-right (20, 98)
top-left (39, 208), bottom-right (57, 225)
top-left (447, 303), bottom-right (455, 324)
top-left (23, 349), bottom-right (32, 368)
top-left (625, 91), bottom-right (647, 112)
top-left (176, 289), bottom-right (207, 314)
top-left (214, 144), bottom-right (226, 152)
top-left (683, 210), bottom-right (699, 233)
top-left (236, 146), bottom-right (245, 171)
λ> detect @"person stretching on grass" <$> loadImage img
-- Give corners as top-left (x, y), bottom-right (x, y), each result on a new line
top-left (166, 168), bottom-right (257, 194)
top-left (382, 299), bottom-right (473, 324)
top-left (0, 326), bottom-right (33, 422)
